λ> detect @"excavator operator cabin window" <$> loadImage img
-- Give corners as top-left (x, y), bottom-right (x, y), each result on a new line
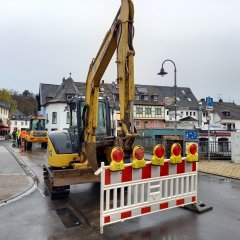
top-left (70, 103), bottom-right (77, 128)
top-left (97, 102), bottom-right (107, 135)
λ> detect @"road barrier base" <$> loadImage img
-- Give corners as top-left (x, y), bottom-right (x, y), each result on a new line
top-left (183, 200), bottom-right (213, 213)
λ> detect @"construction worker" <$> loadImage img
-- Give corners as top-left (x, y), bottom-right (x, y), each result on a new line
top-left (16, 129), bottom-right (21, 147)
top-left (20, 129), bottom-right (27, 147)
top-left (12, 129), bottom-right (17, 147)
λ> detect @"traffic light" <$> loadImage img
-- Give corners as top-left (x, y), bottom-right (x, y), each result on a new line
top-left (151, 144), bottom-right (165, 166)
top-left (132, 146), bottom-right (146, 169)
top-left (169, 143), bottom-right (182, 164)
top-left (186, 142), bottom-right (198, 162)
top-left (110, 147), bottom-right (124, 171)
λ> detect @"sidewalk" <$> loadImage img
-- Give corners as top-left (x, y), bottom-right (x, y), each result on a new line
top-left (198, 160), bottom-right (240, 180)
top-left (0, 145), bottom-right (35, 205)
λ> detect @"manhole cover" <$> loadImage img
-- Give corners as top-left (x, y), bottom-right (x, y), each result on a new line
top-left (56, 207), bottom-right (81, 229)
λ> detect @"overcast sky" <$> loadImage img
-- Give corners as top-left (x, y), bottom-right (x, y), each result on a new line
top-left (1, 0), bottom-right (240, 104)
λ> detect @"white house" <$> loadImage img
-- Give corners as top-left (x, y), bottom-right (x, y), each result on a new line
top-left (9, 110), bottom-right (30, 133)
top-left (39, 76), bottom-right (81, 132)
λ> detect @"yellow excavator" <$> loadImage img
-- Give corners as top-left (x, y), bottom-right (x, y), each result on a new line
top-left (25, 116), bottom-right (48, 150)
top-left (44, 0), bottom-right (138, 199)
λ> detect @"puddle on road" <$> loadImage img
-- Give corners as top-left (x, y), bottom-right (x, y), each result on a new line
top-left (56, 207), bottom-right (81, 229)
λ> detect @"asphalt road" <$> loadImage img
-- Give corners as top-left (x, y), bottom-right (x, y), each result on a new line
top-left (0, 143), bottom-right (240, 240)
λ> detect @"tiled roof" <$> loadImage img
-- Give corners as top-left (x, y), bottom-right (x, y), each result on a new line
top-left (0, 102), bottom-right (10, 109)
top-left (39, 80), bottom-right (199, 110)
top-left (39, 83), bottom-right (59, 105)
top-left (213, 101), bottom-right (240, 120)
top-left (9, 109), bottom-right (30, 120)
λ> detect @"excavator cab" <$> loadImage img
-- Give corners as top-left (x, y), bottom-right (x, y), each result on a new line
top-left (47, 95), bottom-right (113, 168)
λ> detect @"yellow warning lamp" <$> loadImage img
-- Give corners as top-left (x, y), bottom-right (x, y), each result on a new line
top-left (151, 144), bottom-right (165, 166)
top-left (169, 143), bottom-right (182, 164)
top-left (109, 147), bottom-right (124, 171)
top-left (132, 146), bottom-right (146, 169)
top-left (186, 142), bottom-right (198, 162)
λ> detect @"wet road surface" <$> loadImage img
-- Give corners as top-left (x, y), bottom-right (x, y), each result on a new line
top-left (0, 142), bottom-right (240, 240)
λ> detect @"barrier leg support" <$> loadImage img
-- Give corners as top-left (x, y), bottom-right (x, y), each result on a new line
top-left (183, 201), bottom-right (213, 213)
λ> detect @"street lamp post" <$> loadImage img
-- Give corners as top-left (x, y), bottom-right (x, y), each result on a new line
top-left (158, 59), bottom-right (177, 131)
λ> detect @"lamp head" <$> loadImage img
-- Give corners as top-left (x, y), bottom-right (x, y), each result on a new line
top-left (158, 67), bottom-right (168, 77)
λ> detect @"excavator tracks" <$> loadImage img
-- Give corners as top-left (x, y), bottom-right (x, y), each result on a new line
top-left (43, 165), bottom-right (70, 200)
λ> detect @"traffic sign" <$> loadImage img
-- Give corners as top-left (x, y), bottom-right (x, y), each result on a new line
top-left (184, 130), bottom-right (199, 141)
top-left (206, 97), bottom-right (213, 111)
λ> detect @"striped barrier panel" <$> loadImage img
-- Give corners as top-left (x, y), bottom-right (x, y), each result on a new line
top-left (96, 158), bottom-right (198, 234)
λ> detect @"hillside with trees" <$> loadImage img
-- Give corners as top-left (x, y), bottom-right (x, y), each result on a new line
top-left (0, 89), bottom-right (38, 116)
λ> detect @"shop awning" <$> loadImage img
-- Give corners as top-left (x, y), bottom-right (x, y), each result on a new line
top-left (0, 127), bottom-right (10, 131)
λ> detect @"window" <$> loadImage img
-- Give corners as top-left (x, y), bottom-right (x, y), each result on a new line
top-left (152, 95), bottom-right (158, 101)
top-left (135, 120), bottom-right (140, 127)
top-left (145, 107), bottom-right (151, 115)
top-left (186, 111), bottom-right (189, 116)
top-left (187, 98), bottom-right (192, 102)
top-left (21, 121), bottom-right (24, 126)
top-left (142, 95), bottom-right (149, 101)
top-left (193, 112), bottom-right (196, 116)
top-left (167, 111), bottom-right (169, 115)
top-left (144, 121), bottom-right (149, 129)
top-left (66, 112), bottom-right (70, 124)
top-left (222, 110), bottom-right (231, 117)
top-left (52, 112), bottom-right (57, 124)
top-left (135, 94), bottom-right (140, 100)
top-left (190, 112), bottom-right (192, 116)
top-left (136, 107), bottom-right (143, 114)
top-left (25, 121), bottom-right (28, 126)
top-left (15, 121), bottom-right (17, 126)
top-left (176, 97), bottom-right (180, 101)
top-left (181, 90), bottom-right (185, 94)
top-left (66, 95), bottom-right (74, 101)
top-left (155, 107), bottom-right (161, 115)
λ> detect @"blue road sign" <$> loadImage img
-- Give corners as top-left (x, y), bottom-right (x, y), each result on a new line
top-left (184, 130), bottom-right (199, 141)
top-left (206, 97), bottom-right (213, 111)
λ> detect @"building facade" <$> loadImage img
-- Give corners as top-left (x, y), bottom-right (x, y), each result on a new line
top-left (9, 110), bottom-right (30, 133)
top-left (0, 102), bottom-right (10, 139)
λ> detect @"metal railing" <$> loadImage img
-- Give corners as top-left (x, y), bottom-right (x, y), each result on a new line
top-left (198, 140), bottom-right (231, 160)
top-left (134, 137), bottom-right (231, 160)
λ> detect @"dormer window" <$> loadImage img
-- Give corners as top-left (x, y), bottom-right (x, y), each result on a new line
top-left (152, 95), bottom-right (158, 101)
top-left (66, 95), bottom-right (74, 101)
top-left (20, 115), bottom-right (23, 119)
top-left (12, 115), bottom-right (16, 119)
top-left (142, 94), bottom-right (149, 101)
top-left (222, 110), bottom-right (231, 117)
top-left (135, 94), bottom-right (140, 100)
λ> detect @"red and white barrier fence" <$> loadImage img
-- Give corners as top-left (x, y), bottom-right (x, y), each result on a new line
top-left (95, 158), bottom-right (198, 234)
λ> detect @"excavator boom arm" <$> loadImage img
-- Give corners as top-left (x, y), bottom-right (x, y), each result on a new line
top-left (85, 0), bottom-right (135, 145)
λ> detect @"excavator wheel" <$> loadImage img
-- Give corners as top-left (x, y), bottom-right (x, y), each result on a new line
top-left (43, 165), bottom-right (70, 200)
